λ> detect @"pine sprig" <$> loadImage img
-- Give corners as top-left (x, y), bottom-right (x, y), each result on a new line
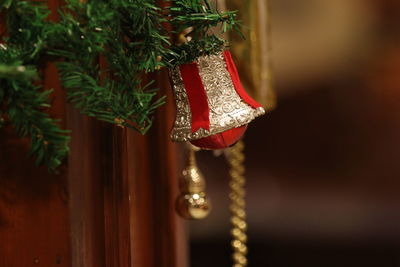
top-left (7, 83), bottom-right (70, 170)
top-left (169, 0), bottom-right (239, 34)
top-left (167, 35), bottom-right (225, 67)
top-left (166, 0), bottom-right (242, 66)
top-left (0, 63), bottom-right (37, 80)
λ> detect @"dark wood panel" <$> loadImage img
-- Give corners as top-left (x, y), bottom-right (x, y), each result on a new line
top-left (0, 40), bottom-right (71, 267)
top-left (128, 70), bottom-right (188, 267)
top-left (67, 112), bottom-right (106, 267)
top-left (0, 125), bottom-right (71, 267)
top-left (66, 59), bottom-right (188, 267)
top-left (0, 1), bottom-right (72, 266)
top-left (0, 1), bottom-right (188, 266)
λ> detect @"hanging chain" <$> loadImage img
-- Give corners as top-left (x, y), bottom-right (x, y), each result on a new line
top-left (227, 140), bottom-right (248, 267)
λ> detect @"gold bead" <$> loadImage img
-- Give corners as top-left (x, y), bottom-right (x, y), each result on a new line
top-left (176, 193), bottom-right (211, 220)
top-left (179, 165), bottom-right (206, 193)
top-left (233, 252), bottom-right (248, 265)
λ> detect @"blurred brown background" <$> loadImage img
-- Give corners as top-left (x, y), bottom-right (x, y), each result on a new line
top-left (191, 0), bottom-right (400, 266)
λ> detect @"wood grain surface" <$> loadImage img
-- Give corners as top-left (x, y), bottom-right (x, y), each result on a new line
top-left (0, 1), bottom-right (187, 266)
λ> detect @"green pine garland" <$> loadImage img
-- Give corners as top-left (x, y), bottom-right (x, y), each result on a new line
top-left (0, 0), bottom-right (240, 171)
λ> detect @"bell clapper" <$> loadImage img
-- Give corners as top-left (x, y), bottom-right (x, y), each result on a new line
top-left (176, 143), bottom-right (211, 220)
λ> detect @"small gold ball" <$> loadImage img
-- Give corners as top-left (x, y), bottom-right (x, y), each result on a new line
top-left (178, 33), bottom-right (188, 44)
top-left (176, 193), bottom-right (211, 220)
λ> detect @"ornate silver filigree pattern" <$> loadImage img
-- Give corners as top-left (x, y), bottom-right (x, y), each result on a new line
top-left (170, 52), bottom-right (265, 142)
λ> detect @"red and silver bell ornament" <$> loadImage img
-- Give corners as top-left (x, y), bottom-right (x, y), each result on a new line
top-left (170, 50), bottom-right (265, 149)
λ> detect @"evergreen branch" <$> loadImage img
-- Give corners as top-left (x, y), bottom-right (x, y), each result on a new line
top-left (166, 0), bottom-right (242, 66)
top-left (169, 0), bottom-right (240, 34)
top-left (166, 35), bottom-right (225, 66)
top-left (7, 82), bottom-right (70, 171)
top-left (57, 62), bottom-right (164, 133)
top-left (1, 0), bottom-right (70, 170)
top-left (0, 64), bottom-right (37, 80)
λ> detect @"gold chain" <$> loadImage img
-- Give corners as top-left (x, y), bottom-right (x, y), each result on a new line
top-left (227, 140), bottom-right (248, 267)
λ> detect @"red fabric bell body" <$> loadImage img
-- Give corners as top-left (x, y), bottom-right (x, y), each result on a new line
top-left (170, 50), bottom-right (265, 149)
top-left (190, 125), bottom-right (248, 150)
